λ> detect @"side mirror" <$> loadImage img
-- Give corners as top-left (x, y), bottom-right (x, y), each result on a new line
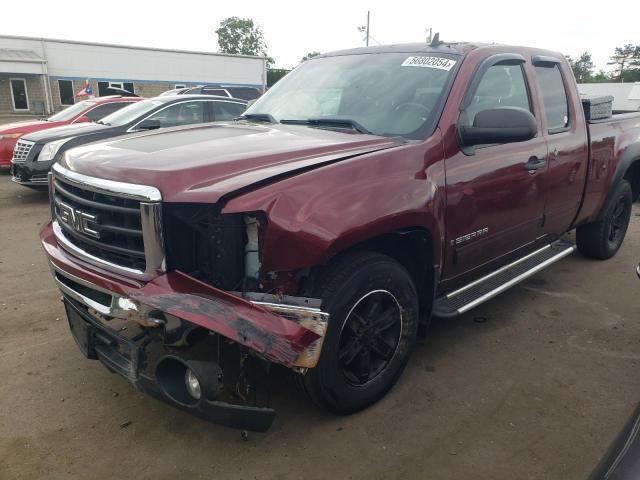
top-left (137, 119), bottom-right (162, 131)
top-left (74, 116), bottom-right (90, 123)
top-left (458, 107), bottom-right (537, 147)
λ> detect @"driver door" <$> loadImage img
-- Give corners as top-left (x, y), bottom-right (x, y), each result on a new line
top-left (442, 57), bottom-right (548, 288)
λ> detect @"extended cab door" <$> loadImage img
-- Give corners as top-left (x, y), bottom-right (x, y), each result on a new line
top-left (531, 57), bottom-right (589, 234)
top-left (442, 54), bottom-right (548, 286)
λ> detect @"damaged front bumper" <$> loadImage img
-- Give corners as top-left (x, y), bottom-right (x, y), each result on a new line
top-left (41, 222), bottom-right (328, 431)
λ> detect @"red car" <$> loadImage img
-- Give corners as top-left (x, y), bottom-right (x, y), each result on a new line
top-left (0, 96), bottom-right (141, 169)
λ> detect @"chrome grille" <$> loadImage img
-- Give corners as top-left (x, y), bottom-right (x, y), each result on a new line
top-left (12, 139), bottom-right (34, 163)
top-left (51, 164), bottom-right (165, 278)
top-left (29, 173), bottom-right (49, 184)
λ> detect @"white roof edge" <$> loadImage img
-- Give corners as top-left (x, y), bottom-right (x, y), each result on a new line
top-left (0, 34), bottom-right (266, 61)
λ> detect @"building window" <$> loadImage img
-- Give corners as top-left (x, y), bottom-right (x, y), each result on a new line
top-left (58, 80), bottom-right (75, 106)
top-left (98, 81), bottom-right (135, 96)
top-left (10, 78), bottom-right (29, 111)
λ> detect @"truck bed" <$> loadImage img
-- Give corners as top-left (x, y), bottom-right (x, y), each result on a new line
top-left (577, 112), bottom-right (640, 225)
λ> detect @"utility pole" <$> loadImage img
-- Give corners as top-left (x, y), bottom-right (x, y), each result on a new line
top-left (358, 12), bottom-right (371, 46)
top-left (366, 11), bottom-right (370, 47)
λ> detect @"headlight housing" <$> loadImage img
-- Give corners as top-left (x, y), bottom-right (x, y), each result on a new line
top-left (163, 204), bottom-right (248, 290)
top-left (37, 138), bottom-right (72, 162)
top-left (0, 133), bottom-right (23, 141)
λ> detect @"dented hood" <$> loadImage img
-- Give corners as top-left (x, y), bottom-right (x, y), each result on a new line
top-left (59, 122), bottom-right (398, 203)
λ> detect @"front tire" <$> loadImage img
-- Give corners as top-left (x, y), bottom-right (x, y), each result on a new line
top-left (300, 252), bottom-right (419, 414)
top-left (576, 180), bottom-right (632, 260)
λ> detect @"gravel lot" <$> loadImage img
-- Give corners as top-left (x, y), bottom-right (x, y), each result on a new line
top-left (1, 172), bottom-right (639, 480)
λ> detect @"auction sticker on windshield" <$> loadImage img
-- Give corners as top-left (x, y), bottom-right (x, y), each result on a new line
top-left (401, 56), bottom-right (457, 70)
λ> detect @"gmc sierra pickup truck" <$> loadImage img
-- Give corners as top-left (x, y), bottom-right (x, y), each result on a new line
top-left (40, 41), bottom-right (640, 432)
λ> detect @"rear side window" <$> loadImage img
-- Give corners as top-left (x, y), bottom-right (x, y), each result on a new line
top-left (146, 101), bottom-right (206, 127)
top-left (213, 102), bottom-right (246, 121)
top-left (466, 64), bottom-right (531, 123)
top-left (85, 102), bottom-right (132, 121)
top-left (534, 64), bottom-right (569, 132)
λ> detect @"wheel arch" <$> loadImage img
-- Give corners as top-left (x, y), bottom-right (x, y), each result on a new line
top-left (597, 142), bottom-right (640, 220)
top-left (623, 156), bottom-right (640, 201)
top-left (304, 228), bottom-right (437, 319)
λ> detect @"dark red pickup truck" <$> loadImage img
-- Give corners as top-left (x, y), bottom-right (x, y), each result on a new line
top-left (41, 41), bottom-right (640, 432)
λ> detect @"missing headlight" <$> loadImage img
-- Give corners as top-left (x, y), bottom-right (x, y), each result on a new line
top-left (164, 204), bottom-right (247, 290)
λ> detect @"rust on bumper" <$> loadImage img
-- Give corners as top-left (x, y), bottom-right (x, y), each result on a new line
top-left (41, 222), bottom-right (325, 367)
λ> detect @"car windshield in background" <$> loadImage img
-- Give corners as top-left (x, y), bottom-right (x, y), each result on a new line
top-left (47, 101), bottom-right (95, 122)
top-left (244, 52), bottom-right (459, 138)
top-left (99, 99), bottom-right (165, 126)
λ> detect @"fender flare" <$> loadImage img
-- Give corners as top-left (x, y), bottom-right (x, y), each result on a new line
top-left (597, 142), bottom-right (640, 220)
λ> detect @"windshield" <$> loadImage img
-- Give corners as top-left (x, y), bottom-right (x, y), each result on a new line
top-left (244, 52), bottom-right (459, 138)
top-left (47, 101), bottom-right (95, 122)
top-left (99, 99), bottom-right (165, 126)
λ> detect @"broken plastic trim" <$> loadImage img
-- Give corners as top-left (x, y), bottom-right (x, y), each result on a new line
top-left (47, 255), bottom-right (328, 368)
top-left (232, 291), bottom-right (329, 369)
top-left (51, 263), bottom-right (164, 328)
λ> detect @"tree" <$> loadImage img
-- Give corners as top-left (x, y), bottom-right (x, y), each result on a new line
top-left (607, 44), bottom-right (640, 82)
top-left (215, 17), bottom-right (274, 66)
top-left (300, 51), bottom-right (321, 63)
top-left (592, 70), bottom-right (612, 83)
top-left (568, 52), bottom-right (595, 83)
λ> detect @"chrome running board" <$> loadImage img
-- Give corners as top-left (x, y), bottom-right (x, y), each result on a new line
top-left (433, 239), bottom-right (576, 318)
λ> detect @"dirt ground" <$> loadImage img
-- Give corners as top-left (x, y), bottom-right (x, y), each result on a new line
top-left (1, 172), bottom-right (639, 480)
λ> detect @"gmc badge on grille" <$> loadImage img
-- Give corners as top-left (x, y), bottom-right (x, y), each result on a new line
top-left (58, 202), bottom-right (101, 239)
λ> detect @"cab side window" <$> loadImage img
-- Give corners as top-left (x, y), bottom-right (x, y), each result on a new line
top-left (465, 64), bottom-right (531, 124)
top-left (534, 64), bottom-right (569, 132)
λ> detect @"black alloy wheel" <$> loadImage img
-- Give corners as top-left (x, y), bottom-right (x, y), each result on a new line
top-left (299, 251), bottom-right (419, 414)
top-left (608, 195), bottom-right (631, 246)
top-left (577, 180), bottom-right (632, 260)
top-left (338, 290), bottom-right (403, 386)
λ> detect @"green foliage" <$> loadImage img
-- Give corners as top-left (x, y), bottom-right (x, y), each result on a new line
top-left (592, 70), bottom-right (611, 83)
top-left (301, 51), bottom-right (321, 63)
top-left (607, 44), bottom-right (640, 82)
top-left (568, 52), bottom-right (595, 83)
top-left (567, 46), bottom-right (640, 83)
top-left (215, 17), bottom-right (274, 66)
top-left (267, 68), bottom-right (290, 87)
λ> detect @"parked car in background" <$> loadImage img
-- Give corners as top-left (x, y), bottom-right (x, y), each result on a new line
top-left (40, 41), bottom-right (640, 431)
top-left (0, 96), bottom-right (141, 170)
top-left (159, 87), bottom-right (190, 97)
top-left (102, 86), bottom-right (138, 97)
top-left (11, 94), bottom-right (247, 187)
top-left (179, 85), bottom-right (262, 101)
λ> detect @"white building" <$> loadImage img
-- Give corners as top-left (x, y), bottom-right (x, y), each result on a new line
top-left (578, 82), bottom-right (640, 112)
top-left (0, 35), bottom-right (266, 118)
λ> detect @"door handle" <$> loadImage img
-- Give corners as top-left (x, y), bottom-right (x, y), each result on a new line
top-left (524, 156), bottom-right (547, 172)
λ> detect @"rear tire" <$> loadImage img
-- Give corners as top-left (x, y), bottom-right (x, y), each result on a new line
top-left (299, 251), bottom-right (419, 414)
top-left (576, 180), bottom-right (632, 260)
